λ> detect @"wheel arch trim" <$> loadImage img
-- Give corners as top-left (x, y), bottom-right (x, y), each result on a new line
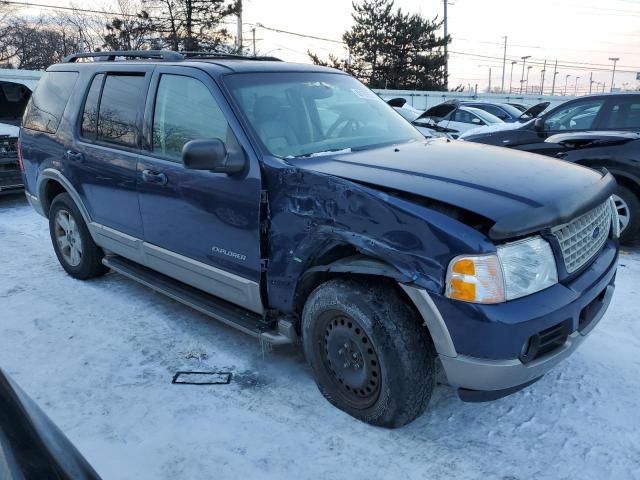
top-left (399, 284), bottom-right (457, 358)
top-left (37, 169), bottom-right (92, 226)
top-left (296, 254), bottom-right (457, 358)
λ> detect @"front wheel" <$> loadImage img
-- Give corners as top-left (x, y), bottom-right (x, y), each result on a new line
top-left (302, 278), bottom-right (436, 428)
top-left (612, 185), bottom-right (640, 244)
top-left (49, 193), bottom-right (109, 280)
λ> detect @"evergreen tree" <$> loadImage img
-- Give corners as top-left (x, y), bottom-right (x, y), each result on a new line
top-left (311, 0), bottom-right (449, 91)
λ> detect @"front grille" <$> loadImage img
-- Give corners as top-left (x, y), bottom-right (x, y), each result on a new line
top-left (552, 201), bottom-right (611, 274)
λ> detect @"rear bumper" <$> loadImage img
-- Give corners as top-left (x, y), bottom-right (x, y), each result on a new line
top-left (0, 175), bottom-right (23, 195)
top-left (25, 191), bottom-right (45, 216)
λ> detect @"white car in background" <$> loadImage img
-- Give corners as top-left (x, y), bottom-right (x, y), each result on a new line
top-left (423, 104), bottom-right (504, 139)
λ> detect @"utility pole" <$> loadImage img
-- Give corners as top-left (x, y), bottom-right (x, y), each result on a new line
top-left (501, 36), bottom-right (507, 93)
top-left (589, 72), bottom-right (594, 95)
top-left (540, 59), bottom-right (546, 95)
top-left (443, 0), bottom-right (449, 91)
top-left (509, 61), bottom-right (517, 94)
top-left (564, 74), bottom-right (571, 96)
top-left (252, 28), bottom-right (256, 56)
top-left (574, 76), bottom-right (580, 96)
top-left (488, 67), bottom-right (492, 93)
top-left (550, 60), bottom-right (558, 96)
top-left (609, 57), bottom-right (619, 92)
top-left (237, 0), bottom-right (243, 51)
top-left (519, 55), bottom-right (530, 94)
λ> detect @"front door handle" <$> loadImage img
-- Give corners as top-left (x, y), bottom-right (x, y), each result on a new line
top-left (141, 169), bottom-right (168, 186)
top-left (65, 150), bottom-right (84, 163)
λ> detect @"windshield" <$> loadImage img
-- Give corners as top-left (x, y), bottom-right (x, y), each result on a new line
top-left (225, 72), bottom-right (423, 158)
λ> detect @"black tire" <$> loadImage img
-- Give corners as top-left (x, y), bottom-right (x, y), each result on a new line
top-left (302, 278), bottom-right (436, 428)
top-left (613, 184), bottom-right (640, 244)
top-left (49, 193), bottom-right (109, 280)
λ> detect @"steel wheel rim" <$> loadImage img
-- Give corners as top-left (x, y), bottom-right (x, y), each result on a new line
top-left (54, 209), bottom-right (83, 267)
top-left (318, 312), bottom-right (381, 409)
top-left (612, 194), bottom-right (631, 233)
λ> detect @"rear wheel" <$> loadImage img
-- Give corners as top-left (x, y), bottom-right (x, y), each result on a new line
top-left (612, 185), bottom-right (640, 244)
top-left (302, 278), bottom-right (436, 428)
top-left (49, 193), bottom-right (109, 280)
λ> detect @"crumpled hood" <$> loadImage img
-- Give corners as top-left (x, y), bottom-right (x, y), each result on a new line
top-left (290, 139), bottom-right (610, 236)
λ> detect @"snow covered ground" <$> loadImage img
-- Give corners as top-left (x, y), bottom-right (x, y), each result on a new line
top-left (1, 194), bottom-right (639, 480)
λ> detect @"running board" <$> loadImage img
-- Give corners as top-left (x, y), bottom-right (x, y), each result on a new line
top-left (102, 255), bottom-right (295, 345)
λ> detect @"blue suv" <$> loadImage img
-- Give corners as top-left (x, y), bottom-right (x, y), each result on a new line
top-left (19, 51), bottom-right (619, 427)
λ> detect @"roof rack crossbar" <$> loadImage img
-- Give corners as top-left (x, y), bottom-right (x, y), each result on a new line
top-left (62, 50), bottom-right (183, 63)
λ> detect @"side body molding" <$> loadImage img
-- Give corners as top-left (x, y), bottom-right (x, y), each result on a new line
top-left (34, 170), bottom-right (264, 314)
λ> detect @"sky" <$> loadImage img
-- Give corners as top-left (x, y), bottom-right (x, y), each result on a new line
top-left (21, 0), bottom-right (640, 93)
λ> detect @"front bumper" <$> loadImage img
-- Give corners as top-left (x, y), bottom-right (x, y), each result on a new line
top-left (401, 239), bottom-right (618, 398)
top-left (441, 284), bottom-right (613, 393)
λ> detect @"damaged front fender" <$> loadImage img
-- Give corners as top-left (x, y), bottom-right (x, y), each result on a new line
top-left (261, 161), bottom-right (495, 313)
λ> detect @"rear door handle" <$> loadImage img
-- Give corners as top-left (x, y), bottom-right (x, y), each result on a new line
top-left (141, 169), bottom-right (168, 186)
top-left (65, 150), bottom-right (84, 163)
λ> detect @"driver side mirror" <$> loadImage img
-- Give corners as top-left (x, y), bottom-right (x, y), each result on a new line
top-left (182, 139), bottom-right (246, 174)
top-left (471, 118), bottom-right (483, 125)
top-left (533, 117), bottom-right (545, 131)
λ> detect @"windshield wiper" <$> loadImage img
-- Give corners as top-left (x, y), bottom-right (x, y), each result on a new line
top-left (289, 148), bottom-right (352, 159)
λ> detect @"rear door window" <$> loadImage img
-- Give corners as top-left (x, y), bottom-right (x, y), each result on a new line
top-left (23, 71), bottom-right (78, 133)
top-left (97, 75), bottom-right (145, 147)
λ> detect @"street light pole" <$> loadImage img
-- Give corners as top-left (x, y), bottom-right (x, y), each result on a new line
top-left (501, 36), bottom-right (507, 93)
top-left (525, 66), bottom-right (532, 94)
top-left (443, 0), bottom-right (449, 91)
top-left (574, 76), bottom-right (580, 96)
top-left (509, 60), bottom-right (517, 94)
top-left (488, 67), bottom-right (492, 93)
top-left (550, 59), bottom-right (558, 95)
top-left (540, 59), bottom-right (546, 95)
top-left (589, 72), bottom-right (593, 95)
top-left (564, 74), bottom-right (571, 96)
top-left (609, 57), bottom-right (619, 92)
top-left (519, 56), bottom-right (530, 94)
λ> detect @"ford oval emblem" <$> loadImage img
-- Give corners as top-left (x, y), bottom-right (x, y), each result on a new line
top-left (592, 227), bottom-right (600, 239)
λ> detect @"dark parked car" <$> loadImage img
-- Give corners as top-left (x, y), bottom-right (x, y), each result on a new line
top-left (0, 82), bottom-right (31, 195)
top-left (0, 369), bottom-right (101, 479)
top-left (20, 51), bottom-right (618, 427)
top-left (463, 93), bottom-right (640, 242)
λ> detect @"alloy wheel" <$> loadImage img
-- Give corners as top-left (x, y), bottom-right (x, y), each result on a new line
top-left (54, 209), bottom-right (83, 267)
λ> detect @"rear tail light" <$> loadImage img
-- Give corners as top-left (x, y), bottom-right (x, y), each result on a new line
top-left (16, 138), bottom-right (24, 172)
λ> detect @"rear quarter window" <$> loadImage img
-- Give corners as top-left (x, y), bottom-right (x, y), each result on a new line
top-left (23, 71), bottom-right (78, 134)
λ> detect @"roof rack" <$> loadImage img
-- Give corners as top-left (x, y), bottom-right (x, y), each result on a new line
top-left (181, 51), bottom-right (282, 61)
top-left (62, 50), bottom-right (183, 63)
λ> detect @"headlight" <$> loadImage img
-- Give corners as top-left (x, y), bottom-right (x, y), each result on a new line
top-left (445, 236), bottom-right (558, 304)
top-left (609, 196), bottom-right (620, 239)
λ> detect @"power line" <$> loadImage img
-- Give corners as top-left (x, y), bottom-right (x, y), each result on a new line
top-left (252, 23), bottom-right (344, 45)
